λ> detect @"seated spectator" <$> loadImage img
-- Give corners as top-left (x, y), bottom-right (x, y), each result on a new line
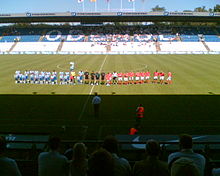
top-left (133, 139), bottom-right (169, 176)
top-left (88, 148), bottom-right (114, 176)
top-left (38, 136), bottom-right (69, 176)
top-left (212, 168), bottom-right (220, 176)
top-left (102, 135), bottom-right (131, 176)
top-left (168, 134), bottom-right (206, 176)
top-left (64, 147), bottom-right (73, 161)
top-left (70, 143), bottom-right (88, 176)
top-left (0, 136), bottom-right (22, 176)
top-left (171, 157), bottom-right (200, 176)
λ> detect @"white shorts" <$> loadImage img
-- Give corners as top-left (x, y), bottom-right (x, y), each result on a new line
top-left (154, 76), bottom-right (158, 80)
top-left (167, 76), bottom-right (172, 81)
top-left (141, 77), bottom-right (145, 80)
top-left (124, 77), bottom-right (128, 81)
top-left (146, 76), bottom-right (150, 80)
top-left (160, 76), bottom-right (164, 80)
top-left (135, 77), bottom-right (140, 81)
top-left (118, 77), bottom-right (123, 81)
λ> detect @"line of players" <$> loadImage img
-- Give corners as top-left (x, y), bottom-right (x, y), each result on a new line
top-left (14, 71), bottom-right (59, 84)
top-left (14, 70), bottom-right (172, 85)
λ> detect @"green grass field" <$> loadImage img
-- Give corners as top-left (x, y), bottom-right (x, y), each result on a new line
top-left (0, 54), bottom-right (220, 94)
top-left (0, 54), bottom-right (220, 139)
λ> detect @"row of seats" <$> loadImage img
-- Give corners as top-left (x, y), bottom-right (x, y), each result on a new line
top-left (1, 42), bottom-right (220, 52)
top-left (1, 34), bottom-right (220, 42)
top-left (2, 134), bottom-right (220, 176)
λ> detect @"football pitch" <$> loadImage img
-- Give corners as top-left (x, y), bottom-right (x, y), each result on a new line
top-left (0, 54), bottom-right (220, 95)
top-left (0, 54), bottom-right (220, 139)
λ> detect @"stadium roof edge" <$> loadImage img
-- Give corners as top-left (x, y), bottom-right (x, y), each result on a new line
top-left (0, 12), bottom-right (220, 23)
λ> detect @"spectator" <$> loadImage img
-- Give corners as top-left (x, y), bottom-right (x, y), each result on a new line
top-left (38, 136), bottom-right (69, 176)
top-left (64, 147), bottom-right (73, 161)
top-left (70, 143), bottom-right (88, 176)
top-left (0, 136), bottom-right (22, 176)
top-left (168, 134), bottom-right (206, 176)
top-left (129, 124), bottom-right (141, 135)
top-left (136, 104), bottom-right (144, 125)
top-left (171, 157), bottom-right (200, 176)
top-left (133, 139), bottom-right (169, 176)
top-left (88, 148), bottom-right (114, 176)
top-left (102, 135), bottom-right (131, 176)
top-left (212, 168), bottom-right (220, 176)
top-left (129, 126), bottom-right (138, 135)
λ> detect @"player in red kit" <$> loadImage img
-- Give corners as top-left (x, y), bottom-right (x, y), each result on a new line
top-left (159, 71), bottom-right (165, 84)
top-left (153, 70), bottom-right (159, 84)
top-left (140, 72), bottom-right (145, 84)
top-left (108, 72), bottom-right (113, 85)
top-left (145, 71), bottom-right (150, 83)
top-left (123, 72), bottom-right (129, 85)
top-left (117, 72), bottom-right (123, 85)
top-left (128, 72), bottom-right (133, 84)
top-left (135, 72), bottom-right (140, 84)
top-left (167, 71), bottom-right (172, 84)
top-left (105, 73), bottom-right (110, 86)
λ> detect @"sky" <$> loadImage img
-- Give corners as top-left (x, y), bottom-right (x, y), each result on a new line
top-left (0, 0), bottom-right (219, 13)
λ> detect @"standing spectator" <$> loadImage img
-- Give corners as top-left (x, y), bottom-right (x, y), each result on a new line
top-left (102, 135), bottom-right (131, 176)
top-left (136, 104), bottom-right (144, 125)
top-left (133, 139), bottom-right (169, 176)
top-left (171, 157), bottom-right (200, 176)
top-left (70, 143), bottom-right (88, 176)
top-left (168, 134), bottom-right (206, 176)
top-left (92, 92), bottom-right (101, 118)
top-left (0, 136), bottom-right (22, 176)
top-left (88, 148), bottom-right (114, 176)
top-left (38, 136), bottom-right (69, 176)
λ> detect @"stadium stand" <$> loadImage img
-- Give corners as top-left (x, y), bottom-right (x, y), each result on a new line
top-left (207, 42), bottom-right (220, 51)
top-left (160, 42), bottom-right (207, 52)
top-left (0, 42), bottom-right (14, 52)
top-left (2, 134), bottom-right (220, 176)
top-left (13, 42), bottom-right (60, 52)
top-left (0, 25), bottom-right (220, 54)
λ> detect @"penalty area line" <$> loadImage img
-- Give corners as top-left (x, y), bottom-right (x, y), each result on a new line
top-left (78, 55), bottom-right (108, 121)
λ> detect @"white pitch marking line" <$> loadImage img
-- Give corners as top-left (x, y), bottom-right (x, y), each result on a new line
top-left (79, 55), bottom-right (108, 120)
top-left (56, 64), bottom-right (66, 70)
top-left (57, 55), bottom-right (78, 70)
